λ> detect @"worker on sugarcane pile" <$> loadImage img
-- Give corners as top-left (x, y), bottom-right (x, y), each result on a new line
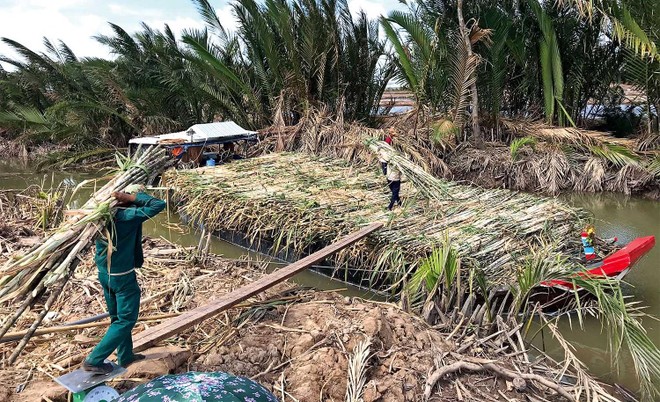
top-left (82, 185), bottom-right (166, 374)
top-left (378, 127), bottom-right (395, 175)
top-left (386, 162), bottom-right (404, 210)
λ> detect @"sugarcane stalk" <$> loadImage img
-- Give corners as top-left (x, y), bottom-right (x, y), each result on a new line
top-left (6, 262), bottom-right (75, 366)
top-left (0, 279), bottom-right (47, 341)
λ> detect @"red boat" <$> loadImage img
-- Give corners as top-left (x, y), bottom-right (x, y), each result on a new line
top-left (541, 236), bottom-right (656, 291)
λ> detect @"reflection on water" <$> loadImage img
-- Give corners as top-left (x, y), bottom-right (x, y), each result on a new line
top-left (1, 160), bottom-right (658, 391)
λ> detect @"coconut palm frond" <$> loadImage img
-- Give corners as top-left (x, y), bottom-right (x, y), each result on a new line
top-left (511, 250), bottom-right (572, 316)
top-left (556, 1), bottom-right (658, 61)
top-left (2, 106), bottom-right (49, 126)
top-left (469, 25), bottom-right (493, 46)
top-left (540, 40), bottom-right (555, 123)
top-left (387, 11), bottom-right (434, 62)
top-left (555, 0), bottom-right (595, 20)
top-left (94, 23), bottom-right (141, 59)
top-left (448, 34), bottom-right (478, 126)
top-left (407, 238), bottom-right (460, 303)
top-left (588, 143), bottom-right (640, 167)
top-left (345, 337), bottom-right (372, 402)
top-left (503, 120), bottom-right (641, 152)
top-left (648, 156), bottom-right (660, 177)
top-left (57, 40), bottom-right (79, 64)
top-left (510, 136), bottom-right (536, 160)
top-left (34, 148), bottom-right (117, 171)
top-left (380, 16), bottom-right (419, 92)
top-left (575, 157), bottom-right (606, 192)
top-left (529, 0), bottom-right (564, 125)
top-left (430, 119), bottom-right (458, 148)
top-left (570, 275), bottom-right (660, 402)
top-left (610, 4), bottom-right (659, 62)
top-left (0, 38), bottom-right (60, 73)
top-left (191, 0), bottom-right (231, 42)
top-left (535, 148), bottom-right (572, 194)
top-left (183, 35), bottom-right (251, 96)
top-left (481, 9), bottom-right (510, 119)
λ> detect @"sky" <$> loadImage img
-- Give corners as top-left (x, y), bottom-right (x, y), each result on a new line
top-left (0, 0), bottom-right (403, 66)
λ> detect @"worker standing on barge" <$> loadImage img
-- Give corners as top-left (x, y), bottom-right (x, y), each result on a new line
top-left (387, 163), bottom-right (403, 210)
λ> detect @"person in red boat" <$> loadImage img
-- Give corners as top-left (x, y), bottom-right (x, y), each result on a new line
top-left (581, 224), bottom-right (620, 262)
top-left (581, 224), bottom-right (597, 261)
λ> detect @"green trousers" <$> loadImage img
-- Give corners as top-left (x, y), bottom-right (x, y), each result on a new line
top-left (86, 270), bottom-right (141, 366)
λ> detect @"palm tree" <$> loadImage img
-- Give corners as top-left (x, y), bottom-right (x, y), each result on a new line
top-left (381, 0), bottom-right (492, 145)
top-left (184, 0), bottom-right (391, 128)
top-left (382, 0), bottom-right (653, 132)
top-left (557, 0), bottom-right (658, 61)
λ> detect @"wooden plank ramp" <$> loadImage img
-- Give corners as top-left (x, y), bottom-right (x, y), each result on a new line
top-left (132, 222), bottom-right (383, 352)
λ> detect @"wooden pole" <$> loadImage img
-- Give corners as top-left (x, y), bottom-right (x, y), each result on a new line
top-left (132, 222), bottom-right (383, 352)
top-left (0, 313), bottom-right (180, 343)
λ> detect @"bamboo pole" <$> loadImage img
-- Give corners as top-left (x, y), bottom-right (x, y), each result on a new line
top-left (0, 313), bottom-right (181, 343)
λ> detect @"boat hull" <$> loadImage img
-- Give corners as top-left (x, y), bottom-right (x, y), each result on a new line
top-left (541, 236), bottom-right (655, 291)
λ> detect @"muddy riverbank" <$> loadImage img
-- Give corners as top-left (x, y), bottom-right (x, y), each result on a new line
top-left (445, 142), bottom-right (660, 200)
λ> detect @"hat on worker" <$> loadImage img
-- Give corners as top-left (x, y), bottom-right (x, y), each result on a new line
top-left (124, 184), bottom-right (145, 194)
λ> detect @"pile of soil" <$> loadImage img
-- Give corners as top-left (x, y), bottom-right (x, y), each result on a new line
top-left (193, 292), bottom-right (514, 401)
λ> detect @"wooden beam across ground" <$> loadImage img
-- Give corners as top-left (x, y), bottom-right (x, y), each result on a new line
top-left (132, 222), bottom-right (384, 352)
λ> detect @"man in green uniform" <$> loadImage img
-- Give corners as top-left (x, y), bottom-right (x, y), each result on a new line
top-left (82, 185), bottom-right (166, 374)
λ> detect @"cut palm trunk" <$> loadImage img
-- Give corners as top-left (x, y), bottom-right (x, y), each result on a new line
top-left (0, 145), bottom-right (170, 364)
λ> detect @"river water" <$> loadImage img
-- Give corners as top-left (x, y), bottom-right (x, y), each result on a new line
top-left (0, 159), bottom-right (657, 392)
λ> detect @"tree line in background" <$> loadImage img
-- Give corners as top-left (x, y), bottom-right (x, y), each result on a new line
top-left (0, 0), bottom-right (658, 151)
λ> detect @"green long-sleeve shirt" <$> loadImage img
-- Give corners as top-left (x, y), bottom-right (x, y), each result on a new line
top-left (95, 192), bottom-right (166, 274)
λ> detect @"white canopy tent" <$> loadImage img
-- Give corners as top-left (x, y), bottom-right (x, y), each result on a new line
top-left (128, 121), bottom-right (257, 146)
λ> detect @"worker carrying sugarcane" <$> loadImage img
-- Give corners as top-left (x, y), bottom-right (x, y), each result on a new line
top-left (378, 127), bottom-right (395, 175)
top-left (83, 185), bottom-right (166, 374)
top-left (581, 224), bottom-right (597, 261)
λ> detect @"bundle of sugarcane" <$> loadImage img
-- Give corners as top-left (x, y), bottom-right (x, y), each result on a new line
top-left (365, 138), bottom-right (452, 201)
top-left (0, 145), bottom-right (170, 364)
top-left (164, 153), bottom-right (596, 292)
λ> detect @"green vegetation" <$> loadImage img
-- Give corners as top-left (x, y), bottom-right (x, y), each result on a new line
top-left (382, 0), bottom-right (658, 134)
top-left (0, 0), bottom-right (391, 150)
top-left (0, 1), bottom-right (658, 397)
top-left (0, 0), bottom-right (658, 151)
top-left (166, 151), bottom-right (658, 400)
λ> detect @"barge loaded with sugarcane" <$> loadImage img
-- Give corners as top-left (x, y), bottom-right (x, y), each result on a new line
top-left (163, 142), bottom-right (655, 304)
